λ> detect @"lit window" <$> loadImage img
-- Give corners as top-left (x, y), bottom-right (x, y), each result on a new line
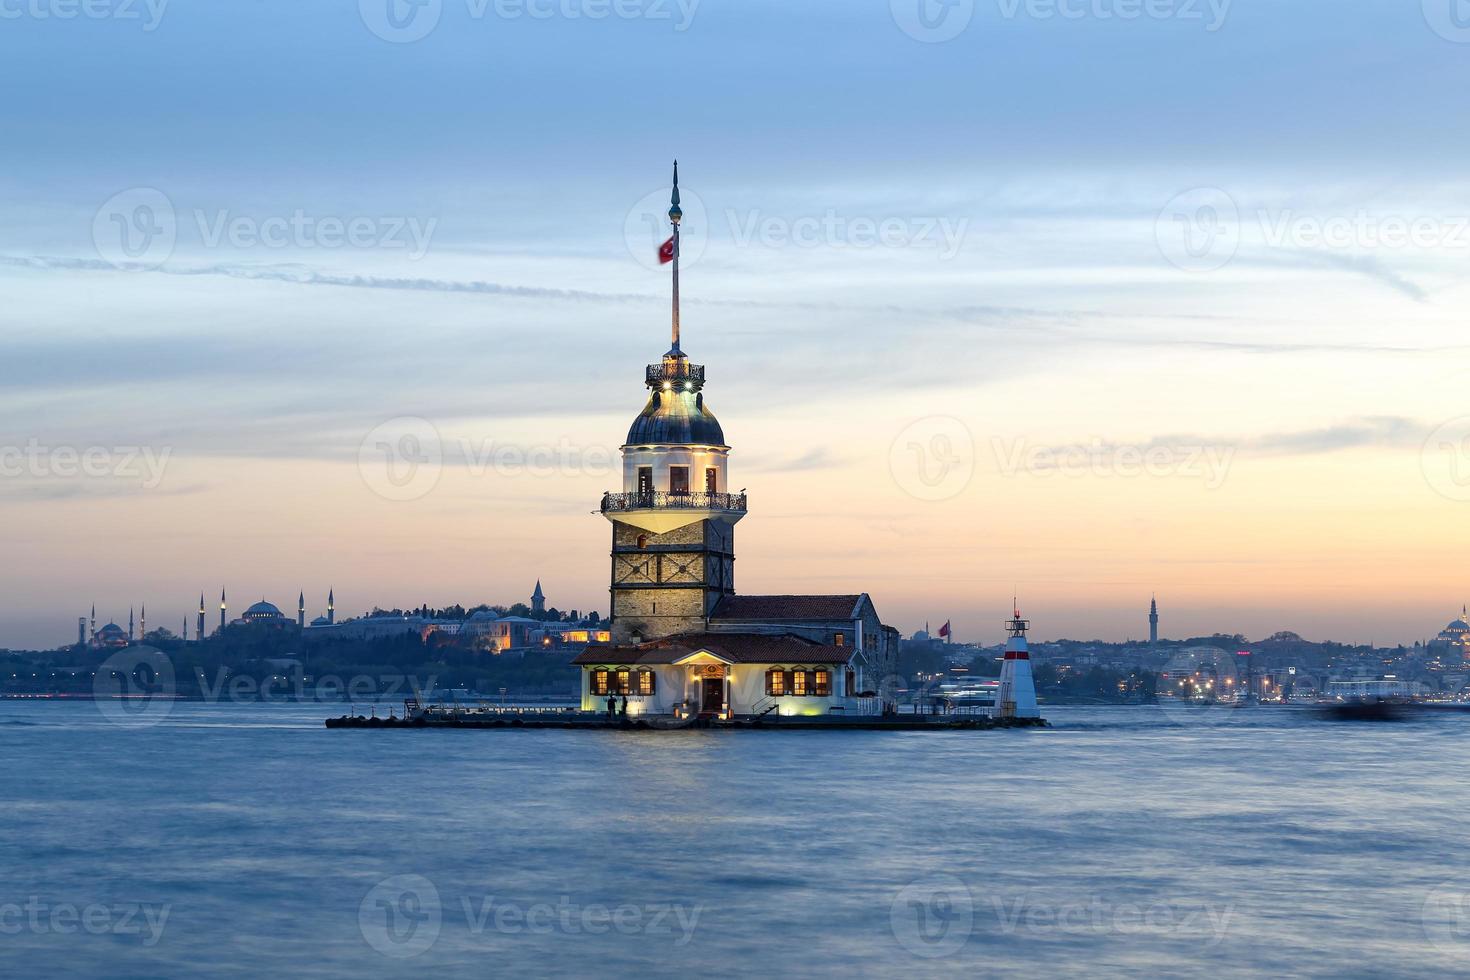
top-left (638, 670), bottom-right (655, 696)
top-left (814, 670), bottom-right (831, 697)
top-left (793, 670), bottom-right (808, 696)
top-left (616, 669), bottom-right (632, 695)
top-left (592, 670), bottom-right (610, 696)
top-left (834, 633), bottom-right (844, 647)
top-left (766, 668), bottom-right (786, 696)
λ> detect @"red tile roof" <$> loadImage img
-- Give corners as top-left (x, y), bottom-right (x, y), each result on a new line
top-left (572, 631), bottom-right (855, 666)
top-left (710, 594), bottom-right (864, 621)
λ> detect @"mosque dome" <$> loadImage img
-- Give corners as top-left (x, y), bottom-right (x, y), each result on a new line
top-left (243, 600), bottom-right (285, 621)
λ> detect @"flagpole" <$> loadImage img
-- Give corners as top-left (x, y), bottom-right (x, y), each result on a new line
top-left (669, 159), bottom-right (681, 354)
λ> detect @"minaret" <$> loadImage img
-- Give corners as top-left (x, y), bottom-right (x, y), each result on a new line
top-left (128, 607), bottom-right (135, 642)
top-left (219, 588), bottom-right (227, 633)
top-left (995, 599), bottom-right (1040, 720)
top-left (197, 593), bottom-right (206, 643)
top-left (532, 580), bottom-right (546, 615)
top-left (183, 617), bottom-right (188, 642)
top-left (78, 617), bottom-right (87, 647)
top-left (601, 162), bottom-right (744, 643)
top-left (328, 588), bottom-right (335, 624)
top-left (1149, 595), bottom-right (1159, 648)
top-left (90, 604), bottom-right (96, 641)
top-left (140, 604), bottom-right (146, 641)
top-left (298, 591), bottom-right (306, 628)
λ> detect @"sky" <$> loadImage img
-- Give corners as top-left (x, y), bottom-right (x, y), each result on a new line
top-left (2, 0), bottom-right (1470, 649)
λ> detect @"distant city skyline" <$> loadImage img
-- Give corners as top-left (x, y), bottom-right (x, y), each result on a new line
top-left (4, 2), bottom-right (1470, 649)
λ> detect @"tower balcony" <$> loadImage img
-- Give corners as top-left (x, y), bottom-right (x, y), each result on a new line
top-left (600, 490), bottom-right (747, 533)
top-left (646, 362), bottom-right (705, 388)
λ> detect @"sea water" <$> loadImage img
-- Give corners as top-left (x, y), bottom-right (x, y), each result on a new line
top-left (2, 700), bottom-right (1467, 978)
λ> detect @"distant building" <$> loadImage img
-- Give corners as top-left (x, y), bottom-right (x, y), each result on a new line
top-left (1428, 607), bottom-right (1470, 661)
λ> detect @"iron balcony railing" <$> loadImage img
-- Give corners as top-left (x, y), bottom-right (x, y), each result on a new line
top-left (646, 362), bottom-right (706, 387)
top-left (601, 490), bottom-right (747, 514)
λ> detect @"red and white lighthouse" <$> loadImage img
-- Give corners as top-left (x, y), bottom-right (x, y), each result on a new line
top-left (996, 601), bottom-right (1039, 720)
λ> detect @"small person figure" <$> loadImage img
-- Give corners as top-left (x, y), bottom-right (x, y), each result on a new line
top-left (606, 693), bottom-right (616, 719)
top-left (619, 694), bottom-right (629, 718)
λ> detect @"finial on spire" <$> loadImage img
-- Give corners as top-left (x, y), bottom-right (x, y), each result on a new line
top-left (669, 159), bottom-right (681, 223)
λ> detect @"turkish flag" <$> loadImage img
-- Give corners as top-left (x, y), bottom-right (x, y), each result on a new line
top-left (938, 620), bottom-right (951, 638)
top-left (658, 236), bottom-right (675, 264)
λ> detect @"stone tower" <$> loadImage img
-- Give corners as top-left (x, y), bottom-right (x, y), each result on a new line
top-left (601, 163), bottom-right (746, 644)
top-left (1149, 595), bottom-right (1159, 648)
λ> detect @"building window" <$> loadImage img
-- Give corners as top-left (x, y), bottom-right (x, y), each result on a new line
top-left (615, 669), bottom-right (632, 695)
top-left (637, 467), bottom-right (653, 498)
top-left (792, 670), bottom-right (808, 696)
top-left (592, 670), bottom-right (610, 696)
top-left (637, 670), bottom-right (655, 696)
top-left (846, 668), bottom-right (856, 696)
top-left (705, 468), bottom-right (717, 493)
top-left (766, 668), bottom-right (786, 696)
top-left (636, 533), bottom-right (649, 549)
top-left (814, 670), bottom-right (831, 697)
top-left (834, 632), bottom-right (844, 647)
top-left (670, 466), bottom-right (689, 494)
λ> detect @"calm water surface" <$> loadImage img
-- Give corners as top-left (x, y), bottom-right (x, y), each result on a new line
top-left (2, 700), bottom-right (1468, 978)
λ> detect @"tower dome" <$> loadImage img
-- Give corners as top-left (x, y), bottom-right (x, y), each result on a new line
top-left (626, 354), bottom-right (726, 447)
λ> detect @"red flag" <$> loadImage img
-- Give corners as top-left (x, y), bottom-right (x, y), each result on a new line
top-left (658, 235), bottom-right (675, 264)
top-left (938, 620), bottom-right (951, 639)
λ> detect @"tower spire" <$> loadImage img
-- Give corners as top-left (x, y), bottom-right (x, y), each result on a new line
top-left (669, 159), bottom-right (682, 355)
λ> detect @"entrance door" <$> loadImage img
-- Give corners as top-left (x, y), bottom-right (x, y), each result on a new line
top-left (700, 677), bottom-right (724, 716)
